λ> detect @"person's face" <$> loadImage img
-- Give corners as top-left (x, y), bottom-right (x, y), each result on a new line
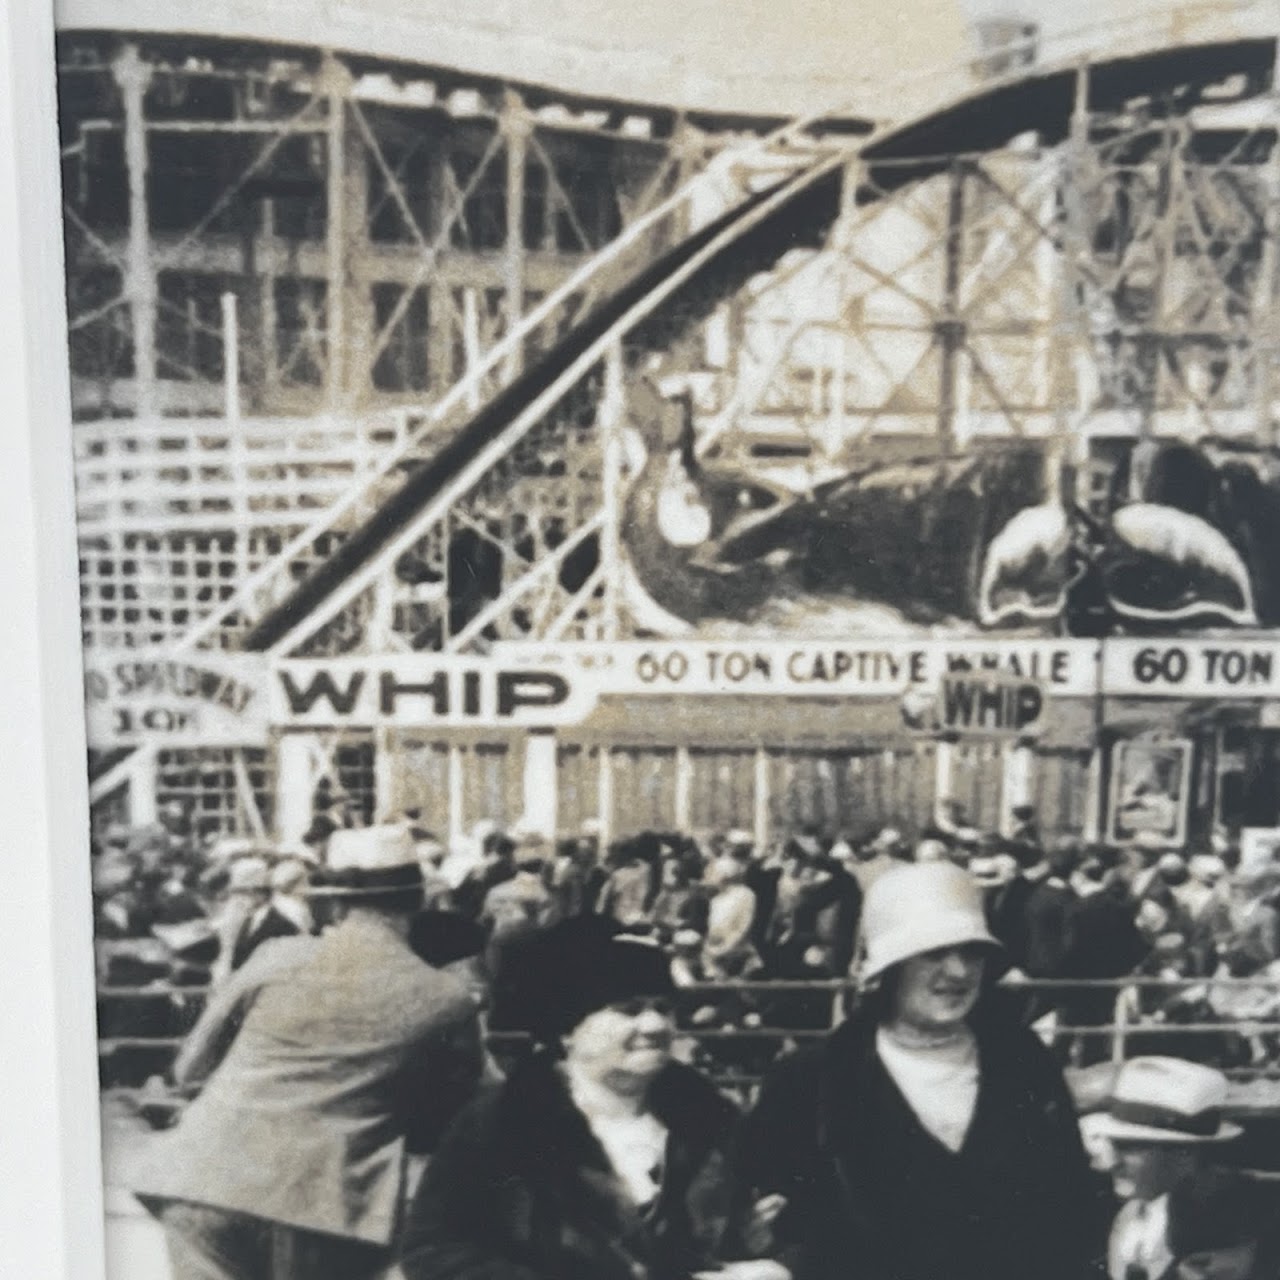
top-left (1109, 1141), bottom-right (1200, 1202)
top-left (891, 944), bottom-right (986, 1033)
top-left (563, 996), bottom-right (674, 1093)
top-left (1176, 1243), bottom-right (1257, 1280)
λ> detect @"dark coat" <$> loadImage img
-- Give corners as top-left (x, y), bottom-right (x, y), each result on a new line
top-left (399, 1054), bottom-right (739, 1280)
top-left (728, 998), bottom-right (1097, 1280)
top-left (229, 903), bottom-right (306, 971)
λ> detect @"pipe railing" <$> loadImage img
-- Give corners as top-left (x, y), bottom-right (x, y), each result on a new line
top-left (97, 974), bottom-right (1280, 1098)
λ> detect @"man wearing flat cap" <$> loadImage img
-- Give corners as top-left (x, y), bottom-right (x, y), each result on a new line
top-left (135, 825), bottom-right (483, 1279)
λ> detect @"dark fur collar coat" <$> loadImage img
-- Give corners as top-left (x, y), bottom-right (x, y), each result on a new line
top-left (727, 997), bottom-right (1098, 1280)
top-left (399, 1052), bottom-right (738, 1280)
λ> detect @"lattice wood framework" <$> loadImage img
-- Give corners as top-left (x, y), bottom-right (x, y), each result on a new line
top-left (254, 39), bottom-right (1280, 662)
top-left (57, 33), bottom-right (734, 419)
top-left (58, 32), bottom-right (770, 650)
top-left (78, 32), bottom-right (1280, 843)
top-left (701, 76), bottom-right (1280, 478)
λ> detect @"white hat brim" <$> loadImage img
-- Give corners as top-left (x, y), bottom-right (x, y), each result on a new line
top-left (862, 916), bottom-right (1002, 981)
top-left (1090, 1114), bottom-right (1243, 1144)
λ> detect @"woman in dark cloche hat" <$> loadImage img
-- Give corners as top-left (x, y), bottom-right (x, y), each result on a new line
top-left (399, 916), bottom-right (784, 1280)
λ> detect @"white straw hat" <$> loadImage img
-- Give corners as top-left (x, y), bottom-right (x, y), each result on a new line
top-left (861, 862), bottom-right (1000, 980)
top-left (226, 856), bottom-right (271, 894)
top-left (310, 825), bottom-right (424, 898)
top-left (1092, 1057), bottom-right (1242, 1144)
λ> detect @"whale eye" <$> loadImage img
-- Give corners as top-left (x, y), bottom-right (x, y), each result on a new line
top-left (656, 483), bottom-right (712, 547)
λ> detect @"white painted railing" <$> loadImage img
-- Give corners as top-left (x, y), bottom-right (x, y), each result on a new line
top-left (74, 411), bottom-right (422, 534)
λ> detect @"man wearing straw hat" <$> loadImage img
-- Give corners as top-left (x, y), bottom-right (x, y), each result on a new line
top-left (135, 825), bottom-right (483, 1279)
top-left (1090, 1057), bottom-right (1245, 1280)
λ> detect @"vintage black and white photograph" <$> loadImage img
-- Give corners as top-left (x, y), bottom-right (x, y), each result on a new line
top-left (41, 0), bottom-right (1280, 1276)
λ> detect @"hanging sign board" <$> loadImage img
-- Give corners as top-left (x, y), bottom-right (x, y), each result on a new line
top-left (83, 651), bottom-right (270, 748)
top-left (901, 669), bottom-right (1048, 739)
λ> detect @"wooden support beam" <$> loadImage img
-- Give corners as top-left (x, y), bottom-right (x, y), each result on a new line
top-left (112, 43), bottom-right (157, 419)
top-left (522, 730), bottom-right (559, 838)
top-left (502, 89), bottom-right (529, 382)
top-left (935, 159), bottom-right (968, 454)
top-left (447, 742), bottom-right (466, 846)
top-left (321, 54), bottom-right (354, 409)
top-left (276, 732), bottom-right (315, 843)
top-left (598, 342), bottom-right (625, 639)
top-left (673, 746), bottom-right (692, 830)
top-left (753, 747), bottom-right (770, 850)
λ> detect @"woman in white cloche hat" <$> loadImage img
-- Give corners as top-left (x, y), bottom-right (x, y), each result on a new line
top-left (729, 861), bottom-right (1097, 1280)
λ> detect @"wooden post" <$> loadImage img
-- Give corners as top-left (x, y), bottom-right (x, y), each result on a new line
top-left (522, 730), bottom-right (559, 838)
top-left (936, 160), bottom-right (967, 455)
top-left (673, 746), bottom-right (692, 831)
top-left (502, 90), bottom-right (529, 382)
top-left (276, 732), bottom-right (316, 844)
top-left (599, 342), bottom-right (626, 639)
top-left (125, 743), bottom-right (159, 827)
top-left (373, 725), bottom-right (397, 821)
top-left (113, 44), bottom-right (157, 419)
top-left (447, 742), bottom-right (466, 847)
top-left (321, 54), bottom-right (353, 409)
top-left (753, 746), bottom-right (770, 851)
top-left (218, 291), bottom-right (255, 590)
top-left (596, 747), bottom-right (615, 850)
top-left (461, 287), bottom-right (483, 410)
top-left (1083, 745), bottom-right (1104, 844)
top-left (934, 738), bottom-right (956, 822)
top-left (424, 137), bottom-right (452, 394)
top-left (1001, 742), bottom-right (1035, 834)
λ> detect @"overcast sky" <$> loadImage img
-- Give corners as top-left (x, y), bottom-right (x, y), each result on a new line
top-left (57, 0), bottom-right (1270, 117)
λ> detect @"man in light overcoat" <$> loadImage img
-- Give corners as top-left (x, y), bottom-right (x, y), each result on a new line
top-left (135, 825), bottom-right (483, 1280)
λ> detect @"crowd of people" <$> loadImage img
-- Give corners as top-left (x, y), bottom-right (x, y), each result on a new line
top-left (105, 817), bottom-right (1280, 1280)
top-left (95, 798), bottom-right (1280, 1078)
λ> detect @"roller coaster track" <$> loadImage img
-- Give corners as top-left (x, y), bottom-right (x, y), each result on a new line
top-left (167, 31), bottom-right (1278, 661)
top-left (171, 106), bottom-right (868, 654)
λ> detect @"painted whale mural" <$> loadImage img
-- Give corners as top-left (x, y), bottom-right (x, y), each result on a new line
top-left (618, 423), bottom-right (1270, 638)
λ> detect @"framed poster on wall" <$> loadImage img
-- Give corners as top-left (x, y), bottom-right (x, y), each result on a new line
top-left (1107, 738), bottom-right (1193, 847)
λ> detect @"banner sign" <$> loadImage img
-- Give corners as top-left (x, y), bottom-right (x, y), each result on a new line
top-left (271, 641), bottom-right (1098, 729)
top-left (902, 669), bottom-right (1049, 739)
top-left (83, 638), bottom-right (1280, 739)
top-left (270, 657), bottom-right (601, 728)
top-left (83, 652), bottom-right (270, 747)
top-left (1102, 639), bottom-right (1280, 698)
top-left (496, 639), bottom-right (1098, 697)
